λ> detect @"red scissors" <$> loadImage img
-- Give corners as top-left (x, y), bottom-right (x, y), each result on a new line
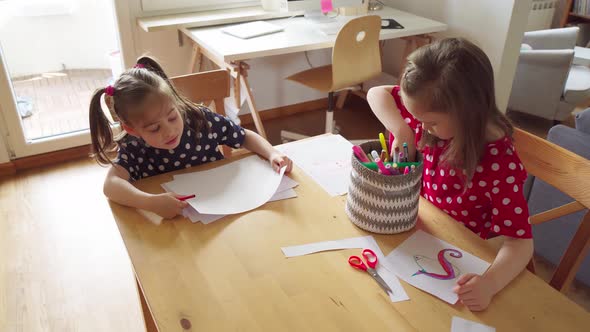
top-left (348, 248), bottom-right (393, 296)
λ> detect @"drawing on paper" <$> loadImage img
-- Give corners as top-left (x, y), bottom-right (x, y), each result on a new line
top-left (412, 249), bottom-right (462, 280)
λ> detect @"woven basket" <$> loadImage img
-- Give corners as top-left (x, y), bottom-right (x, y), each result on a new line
top-left (345, 140), bottom-right (423, 234)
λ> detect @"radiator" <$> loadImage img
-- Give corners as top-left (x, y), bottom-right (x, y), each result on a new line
top-left (526, 0), bottom-right (557, 31)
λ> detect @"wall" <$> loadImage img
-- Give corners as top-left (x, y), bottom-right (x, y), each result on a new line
top-left (381, 0), bottom-right (531, 112)
top-left (0, 0), bottom-right (119, 77)
top-left (116, 1), bottom-right (530, 115)
top-left (114, 0), bottom-right (333, 117)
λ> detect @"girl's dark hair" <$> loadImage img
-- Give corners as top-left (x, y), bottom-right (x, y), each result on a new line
top-left (400, 38), bottom-right (513, 180)
top-left (88, 56), bottom-right (207, 165)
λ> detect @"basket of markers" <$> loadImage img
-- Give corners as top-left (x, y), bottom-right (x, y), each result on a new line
top-left (345, 133), bottom-right (423, 234)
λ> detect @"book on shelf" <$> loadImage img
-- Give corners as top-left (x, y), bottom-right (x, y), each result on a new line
top-left (573, 0), bottom-right (590, 16)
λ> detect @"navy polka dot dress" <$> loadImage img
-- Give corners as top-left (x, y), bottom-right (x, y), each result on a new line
top-left (116, 108), bottom-right (246, 181)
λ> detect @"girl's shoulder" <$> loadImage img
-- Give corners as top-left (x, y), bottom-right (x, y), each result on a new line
top-left (480, 135), bottom-right (527, 178)
top-left (117, 133), bottom-right (144, 151)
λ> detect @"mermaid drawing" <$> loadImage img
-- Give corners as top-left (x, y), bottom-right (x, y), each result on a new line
top-left (412, 249), bottom-right (463, 280)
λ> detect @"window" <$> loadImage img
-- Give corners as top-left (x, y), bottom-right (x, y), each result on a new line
top-left (141, 0), bottom-right (260, 13)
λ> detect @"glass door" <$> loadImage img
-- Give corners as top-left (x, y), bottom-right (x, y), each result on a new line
top-left (0, 0), bottom-right (122, 157)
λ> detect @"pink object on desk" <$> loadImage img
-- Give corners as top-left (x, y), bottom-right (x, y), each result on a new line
top-left (320, 0), bottom-right (333, 13)
top-left (178, 194), bottom-right (196, 201)
top-left (348, 248), bottom-right (393, 296)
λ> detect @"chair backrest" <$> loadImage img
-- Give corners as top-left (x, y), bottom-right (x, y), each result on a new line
top-left (508, 49), bottom-right (574, 120)
top-left (513, 128), bottom-right (590, 292)
top-left (171, 69), bottom-right (230, 108)
top-left (170, 69), bottom-right (232, 156)
top-left (331, 15), bottom-right (382, 91)
top-left (523, 26), bottom-right (579, 50)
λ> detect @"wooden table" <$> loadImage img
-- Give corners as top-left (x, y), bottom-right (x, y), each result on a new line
top-left (177, 6), bottom-right (447, 139)
top-left (110, 151), bottom-right (590, 332)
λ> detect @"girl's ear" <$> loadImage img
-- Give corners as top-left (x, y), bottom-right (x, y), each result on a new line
top-left (122, 123), bottom-right (140, 138)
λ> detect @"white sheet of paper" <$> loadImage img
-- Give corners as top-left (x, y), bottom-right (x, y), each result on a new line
top-left (281, 236), bottom-right (409, 302)
top-left (384, 230), bottom-right (491, 304)
top-left (183, 188), bottom-right (298, 224)
top-left (275, 175), bottom-right (299, 192)
top-left (164, 155), bottom-right (285, 215)
top-left (281, 236), bottom-right (374, 257)
top-left (451, 317), bottom-right (495, 332)
top-left (174, 171), bottom-right (299, 193)
top-left (276, 135), bottom-right (352, 196)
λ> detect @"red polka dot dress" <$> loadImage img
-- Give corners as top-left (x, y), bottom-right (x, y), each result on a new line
top-left (391, 86), bottom-right (532, 239)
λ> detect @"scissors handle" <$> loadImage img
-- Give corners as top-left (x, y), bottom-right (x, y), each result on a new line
top-left (348, 256), bottom-right (367, 271)
top-left (362, 249), bottom-right (378, 269)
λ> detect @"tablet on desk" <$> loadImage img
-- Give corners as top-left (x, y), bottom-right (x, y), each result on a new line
top-left (221, 21), bottom-right (285, 39)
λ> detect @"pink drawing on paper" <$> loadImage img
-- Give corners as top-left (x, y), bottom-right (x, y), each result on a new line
top-left (412, 249), bottom-right (462, 280)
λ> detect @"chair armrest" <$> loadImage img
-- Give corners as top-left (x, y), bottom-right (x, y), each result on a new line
top-left (575, 108), bottom-right (590, 135)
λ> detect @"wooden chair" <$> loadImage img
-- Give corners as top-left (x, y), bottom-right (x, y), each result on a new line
top-left (281, 15), bottom-right (382, 142)
top-left (170, 69), bottom-right (232, 157)
top-left (513, 128), bottom-right (590, 292)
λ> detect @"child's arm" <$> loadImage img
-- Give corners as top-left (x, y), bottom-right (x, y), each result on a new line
top-left (454, 237), bottom-right (533, 311)
top-left (242, 129), bottom-right (293, 173)
top-left (103, 165), bottom-right (188, 219)
top-left (367, 86), bottom-right (416, 161)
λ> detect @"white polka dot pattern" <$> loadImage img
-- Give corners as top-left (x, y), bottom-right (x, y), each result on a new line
top-left (389, 85), bottom-right (532, 239)
top-left (115, 108), bottom-right (245, 181)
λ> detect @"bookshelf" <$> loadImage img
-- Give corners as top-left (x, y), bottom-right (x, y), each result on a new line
top-left (562, 0), bottom-right (590, 27)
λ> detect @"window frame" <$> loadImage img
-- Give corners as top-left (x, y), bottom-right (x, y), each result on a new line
top-left (140, 0), bottom-right (261, 14)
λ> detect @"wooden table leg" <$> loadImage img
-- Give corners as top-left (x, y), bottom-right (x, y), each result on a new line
top-left (188, 43), bottom-right (203, 74)
top-left (238, 61), bottom-right (267, 139)
top-left (233, 62), bottom-right (242, 110)
top-left (136, 278), bottom-right (158, 332)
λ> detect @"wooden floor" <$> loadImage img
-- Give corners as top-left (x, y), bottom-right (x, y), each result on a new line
top-left (1, 99), bottom-right (588, 331)
top-left (0, 158), bottom-right (145, 332)
top-left (13, 69), bottom-right (112, 140)
top-left (243, 96), bottom-right (386, 146)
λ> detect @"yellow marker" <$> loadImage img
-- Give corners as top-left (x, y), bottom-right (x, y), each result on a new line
top-left (378, 133), bottom-right (390, 161)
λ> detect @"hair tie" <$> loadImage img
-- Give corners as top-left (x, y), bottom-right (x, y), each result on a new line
top-left (105, 85), bottom-right (115, 96)
top-left (134, 63), bottom-right (145, 69)
top-left (103, 85), bottom-right (117, 123)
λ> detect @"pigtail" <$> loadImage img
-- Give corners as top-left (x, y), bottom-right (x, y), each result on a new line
top-left (136, 55), bottom-right (208, 137)
top-left (89, 88), bottom-right (116, 166)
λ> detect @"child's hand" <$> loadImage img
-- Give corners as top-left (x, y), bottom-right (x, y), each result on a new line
top-left (392, 126), bottom-right (416, 162)
top-left (453, 274), bottom-right (495, 311)
top-left (149, 193), bottom-right (189, 219)
top-left (269, 152), bottom-right (293, 173)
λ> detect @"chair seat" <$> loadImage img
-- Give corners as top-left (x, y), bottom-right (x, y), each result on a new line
top-left (286, 65), bottom-right (334, 93)
top-left (564, 65), bottom-right (590, 104)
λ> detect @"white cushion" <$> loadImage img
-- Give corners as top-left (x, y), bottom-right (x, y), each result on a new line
top-left (574, 46), bottom-right (590, 67)
top-left (564, 65), bottom-right (590, 104)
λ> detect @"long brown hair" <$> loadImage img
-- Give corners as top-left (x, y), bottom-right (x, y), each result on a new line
top-left (400, 38), bottom-right (513, 180)
top-left (88, 56), bottom-right (207, 165)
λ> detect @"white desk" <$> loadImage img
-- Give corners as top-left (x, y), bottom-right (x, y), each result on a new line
top-left (184, 7), bottom-right (446, 62)
top-left (179, 7), bottom-right (447, 138)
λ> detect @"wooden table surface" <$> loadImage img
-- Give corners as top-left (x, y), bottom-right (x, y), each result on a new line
top-left (110, 152), bottom-right (590, 332)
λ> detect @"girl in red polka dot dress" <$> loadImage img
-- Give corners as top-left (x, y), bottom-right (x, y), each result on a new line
top-left (368, 38), bottom-right (533, 311)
